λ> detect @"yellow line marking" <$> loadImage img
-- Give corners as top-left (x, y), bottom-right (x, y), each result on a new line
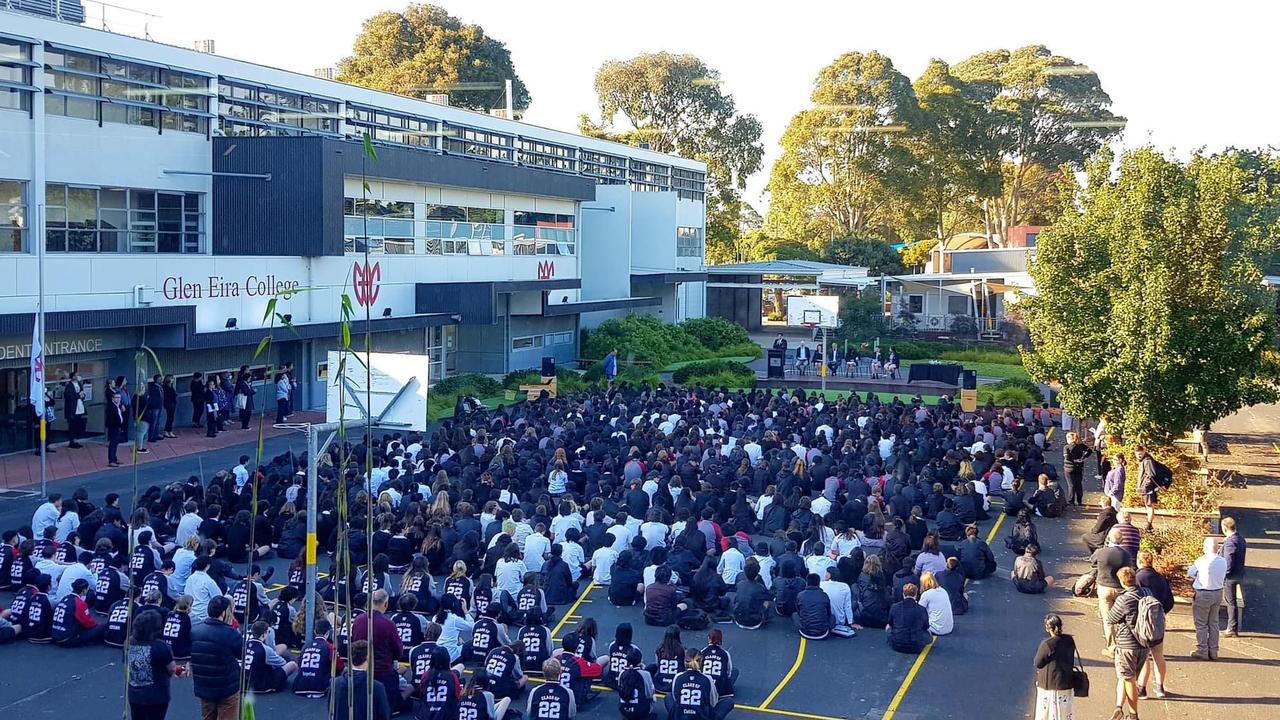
top-left (759, 636), bottom-right (807, 709)
top-left (550, 581), bottom-right (595, 638)
top-left (521, 675), bottom-right (844, 720)
top-left (881, 511), bottom-right (1007, 720)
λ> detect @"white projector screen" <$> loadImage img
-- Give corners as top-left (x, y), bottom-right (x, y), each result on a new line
top-left (325, 351), bottom-right (430, 431)
top-left (786, 295), bottom-right (840, 328)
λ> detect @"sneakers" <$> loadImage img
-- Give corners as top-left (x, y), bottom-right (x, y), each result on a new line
top-left (1151, 684), bottom-right (1167, 699)
top-left (260, 566), bottom-right (276, 583)
top-left (1137, 686), bottom-right (1147, 699)
top-left (1109, 708), bottom-right (1124, 720)
top-left (1224, 630), bottom-right (1239, 638)
top-left (136, 448), bottom-right (150, 454)
top-left (1190, 650), bottom-right (1208, 660)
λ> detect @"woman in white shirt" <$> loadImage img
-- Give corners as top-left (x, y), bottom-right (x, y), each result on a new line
top-left (170, 535), bottom-right (200, 596)
top-left (918, 572), bottom-right (954, 636)
top-left (55, 505), bottom-right (80, 543)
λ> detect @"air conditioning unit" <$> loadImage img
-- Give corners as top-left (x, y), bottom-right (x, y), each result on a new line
top-left (423, 93), bottom-right (450, 106)
top-left (134, 284), bottom-right (154, 306)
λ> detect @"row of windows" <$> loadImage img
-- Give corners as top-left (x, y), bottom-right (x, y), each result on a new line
top-left (343, 234), bottom-right (576, 257)
top-left (41, 46), bottom-right (210, 133)
top-left (512, 332), bottom-right (573, 351)
top-left (217, 79), bottom-right (339, 138)
top-left (341, 200), bottom-right (571, 228)
top-left (1, 179), bottom-right (25, 253)
top-left (43, 183), bottom-right (203, 254)
top-left (1, 39), bottom-right (36, 115)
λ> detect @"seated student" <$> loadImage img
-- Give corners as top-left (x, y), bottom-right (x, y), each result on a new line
top-left (650, 625), bottom-right (686, 691)
top-left (417, 646), bottom-right (463, 720)
top-left (643, 566), bottom-right (688, 627)
top-left (616, 647), bottom-right (655, 720)
top-left (407, 622), bottom-right (444, 689)
top-left (399, 556), bottom-right (438, 617)
top-left (94, 556), bottom-right (129, 614)
top-left (820, 567), bottom-right (857, 638)
top-left (1002, 479), bottom-right (1028, 517)
top-left (665, 648), bottom-right (734, 720)
top-left (333, 640), bottom-right (392, 720)
top-left (1005, 510), bottom-right (1040, 555)
top-left (245, 620), bottom-right (298, 693)
top-left (515, 572), bottom-right (553, 624)
top-left (23, 573), bottom-right (54, 643)
top-left (731, 560), bottom-right (773, 629)
top-left (1011, 544), bottom-right (1054, 594)
top-left (689, 556), bottom-right (730, 617)
top-left (294, 619), bottom-right (340, 698)
top-left (934, 499), bottom-right (964, 542)
top-left (528, 658), bottom-right (576, 720)
top-left (104, 596), bottom-right (135, 647)
top-left (556, 631), bottom-right (604, 707)
top-left (130, 531), bottom-right (161, 583)
top-left (435, 593), bottom-right (476, 664)
top-left (935, 557), bottom-right (969, 616)
top-left (141, 560), bottom-right (176, 611)
top-left (460, 669), bottom-right (511, 720)
top-left (270, 585), bottom-right (301, 650)
top-left (887, 583), bottom-right (931, 654)
top-left (465, 605), bottom-right (511, 664)
top-left (484, 642), bottom-right (527, 702)
top-left (231, 564), bottom-right (270, 626)
top-left (1081, 497), bottom-right (1120, 553)
top-left (53, 577), bottom-right (107, 646)
top-left (608, 552), bottom-right (645, 607)
top-left (392, 593), bottom-right (428, 661)
top-left (795, 573), bottom-right (833, 640)
top-left (771, 563), bottom-right (805, 618)
top-left (917, 572), bottom-right (954, 637)
top-left (700, 629), bottom-right (738, 698)
top-left (603, 622), bottom-right (640, 688)
top-left (1031, 475), bottom-right (1066, 518)
top-left (541, 544), bottom-right (579, 607)
top-left (956, 525), bottom-right (996, 580)
top-left (518, 610), bottom-right (553, 674)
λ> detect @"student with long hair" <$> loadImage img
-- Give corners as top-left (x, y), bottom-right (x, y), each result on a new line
top-left (616, 647), bottom-right (655, 720)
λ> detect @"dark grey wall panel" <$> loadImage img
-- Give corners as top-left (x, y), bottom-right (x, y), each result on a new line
top-left (327, 139), bottom-right (595, 201)
top-left (416, 283), bottom-right (496, 325)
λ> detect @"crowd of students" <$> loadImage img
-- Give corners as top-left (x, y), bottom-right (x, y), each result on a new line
top-left (0, 383), bottom-right (1073, 720)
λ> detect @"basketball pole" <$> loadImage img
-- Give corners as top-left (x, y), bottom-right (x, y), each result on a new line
top-left (821, 326), bottom-right (828, 395)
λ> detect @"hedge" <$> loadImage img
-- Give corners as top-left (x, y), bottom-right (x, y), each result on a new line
top-left (501, 368), bottom-right (590, 393)
top-left (985, 377), bottom-right (1043, 402)
top-left (678, 317), bottom-right (751, 351)
top-left (671, 359), bottom-right (755, 384)
top-left (433, 373), bottom-right (501, 397)
top-left (681, 371), bottom-right (757, 389)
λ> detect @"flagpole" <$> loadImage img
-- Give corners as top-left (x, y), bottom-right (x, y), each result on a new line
top-left (37, 203), bottom-right (47, 497)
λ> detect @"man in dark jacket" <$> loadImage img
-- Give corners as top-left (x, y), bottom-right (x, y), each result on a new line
top-left (1062, 431), bottom-right (1091, 506)
top-left (1081, 497), bottom-right (1119, 552)
top-left (189, 372), bottom-right (206, 428)
top-left (145, 375), bottom-right (165, 443)
top-left (887, 583), bottom-right (931, 654)
top-left (794, 573), bottom-right (832, 640)
top-left (190, 595), bottom-right (242, 720)
top-left (352, 589), bottom-right (407, 709)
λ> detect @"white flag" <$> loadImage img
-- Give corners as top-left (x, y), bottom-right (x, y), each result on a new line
top-left (30, 320), bottom-right (45, 417)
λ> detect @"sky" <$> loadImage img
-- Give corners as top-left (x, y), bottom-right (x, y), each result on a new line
top-left (93, 0), bottom-right (1279, 212)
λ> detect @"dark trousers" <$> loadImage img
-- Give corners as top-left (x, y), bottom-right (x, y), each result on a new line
top-left (665, 693), bottom-right (733, 720)
top-left (69, 414), bottom-right (86, 444)
top-left (1224, 576), bottom-right (1243, 632)
top-left (58, 622), bottom-right (108, 647)
top-left (1067, 469), bottom-right (1084, 504)
top-left (164, 404), bottom-right (177, 433)
top-left (191, 400), bottom-right (204, 426)
top-left (276, 398), bottom-right (288, 423)
top-left (129, 702), bottom-right (169, 720)
top-left (239, 409), bottom-right (252, 429)
top-left (206, 412), bottom-right (218, 438)
top-left (107, 428), bottom-right (122, 464)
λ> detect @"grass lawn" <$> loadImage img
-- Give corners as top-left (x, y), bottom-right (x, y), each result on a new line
top-left (900, 358), bottom-right (1030, 382)
top-left (662, 356), bottom-right (757, 372)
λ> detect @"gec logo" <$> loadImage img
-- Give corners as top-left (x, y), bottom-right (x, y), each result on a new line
top-left (537, 260), bottom-right (555, 281)
top-left (353, 260), bottom-right (381, 307)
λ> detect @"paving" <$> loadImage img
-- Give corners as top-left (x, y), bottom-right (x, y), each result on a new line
top-left (0, 407), bottom-right (1277, 719)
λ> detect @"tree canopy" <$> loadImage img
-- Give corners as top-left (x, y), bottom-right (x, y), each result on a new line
top-left (580, 52), bottom-right (764, 265)
top-left (1020, 147), bottom-right (1280, 443)
top-left (822, 237), bottom-right (906, 275)
top-left (338, 3), bottom-right (530, 112)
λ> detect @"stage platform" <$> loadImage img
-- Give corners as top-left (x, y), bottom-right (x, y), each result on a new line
top-left (755, 371), bottom-right (958, 396)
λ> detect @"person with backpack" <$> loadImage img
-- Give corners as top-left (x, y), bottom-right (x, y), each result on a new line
top-left (1106, 567), bottom-right (1164, 720)
top-left (1134, 446), bottom-right (1171, 528)
top-left (1005, 510), bottom-right (1040, 555)
top-left (1091, 528), bottom-right (1131, 653)
top-left (1135, 551), bottom-right (1172, 699)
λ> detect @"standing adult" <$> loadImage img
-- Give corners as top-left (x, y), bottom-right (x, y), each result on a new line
top-left (351, 589), bottom-right (408, 708)
top-left (1187, 536), bottom-right (1226, 660)
top-left (188, 372), bottom-right (205, 429)
top-left (234, 370), bottom-right (256, 431)
top-left (1090, 528), bottom-right (1129, 654)
top-left (133, 379), bottom-right (151, 454)
top-left (772, 334), bottom-right (788, 353)
top-left (1032, 614), bottom-right (1076, 720)
top-left (274, 371), bottom-right (291, 424)
top-left (604, 349), bottom-right (619, 389)
top-left (1106, 567), bottom-right (1150, 720)
top-left (62, 371), bottom-right (87, 449)
top-left (127, 609), bottom-right (179, 720)
top-left (145, 375), bottom-right (165, 444)
top-left (1061, 431), bottom-right (1091, 507)
top-left (1102, 453), bottom-right (1127, 510)
top-left (161, 374), bottom-right (178, 438)
top-left (1133, 446), bottom-right (1159, 526)
top-left (190, 595), bottom-right (242, 720)
top-left (1219, 516), bottom-right (1247, 637)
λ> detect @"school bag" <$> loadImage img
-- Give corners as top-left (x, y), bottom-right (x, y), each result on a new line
top-left (1151, 459), bottom-right (1174, 489)
top-left (1071, 570), bottom-right (1096, 598)
top-left (1134, 591), bottom-right (1165, 647)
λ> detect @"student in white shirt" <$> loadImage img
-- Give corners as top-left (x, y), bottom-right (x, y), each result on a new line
top-left (804, 543), bottom-right (835, 580)
top-left (918, 572), bottom-right (954, 635)
top-left (752, 545), bottom-right (776, 589)
top-left (561, 529), bottom-right (587, 583)
top-left (640, 511), bottom-right (669, 550)
top-left (523, 526), bottom-right (552, 573)
top-left (589, 545), bottom-right (618, 585)
top-left (717, 544), bottom-right (746, 585)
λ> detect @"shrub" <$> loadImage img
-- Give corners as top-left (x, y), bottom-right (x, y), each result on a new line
top-left (682, 371), bottom-right (757, 389)
top-left (671, 359), bottom-right (755, 384)
top-left (986, 377), bottom-right (1043, 402)
top-left (502, 370), bottom-right (542, 390)
top-left (503, 368), bottom-right (590, 393)
top-left (581, 314), bottom-right (712, 369)
top-left (613, 365), bottom-right (661, 389)
top-left (433, 373), bottom-right (501, 397)
top-left (679, 317), bottom-right (751, 351)
top-left (977, 385), bottom-right (1037, 406)
top-left (713, 342), bottom-right (764, 360)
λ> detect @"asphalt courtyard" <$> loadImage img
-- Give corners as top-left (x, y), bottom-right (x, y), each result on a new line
top-left (4, 429), bottom-right (1274, 720)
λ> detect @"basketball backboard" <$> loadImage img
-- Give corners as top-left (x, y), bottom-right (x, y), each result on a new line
top-left (787, 295), bottom-right (840, 328)
top-left (325, 350), bottom-right (430, 430)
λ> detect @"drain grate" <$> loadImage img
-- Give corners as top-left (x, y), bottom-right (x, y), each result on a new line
top-left (0, 489), bottom-right (40, 500)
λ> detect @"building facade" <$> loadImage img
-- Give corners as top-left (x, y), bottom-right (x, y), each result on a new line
top-left (0, 8), bottom-right (707, 453)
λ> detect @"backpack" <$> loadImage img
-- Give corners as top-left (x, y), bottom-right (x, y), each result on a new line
top-left (1134, 591), bottom-right (1165, 647)
top-left (1151, 459), bottom-right (1174, 489)
top-left (677, 609), bottom-right (710, 631)
top-left (1072, 570), bottom-right (1096, 598)
top-left (1005, 523), bottom-right (1035, 554)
